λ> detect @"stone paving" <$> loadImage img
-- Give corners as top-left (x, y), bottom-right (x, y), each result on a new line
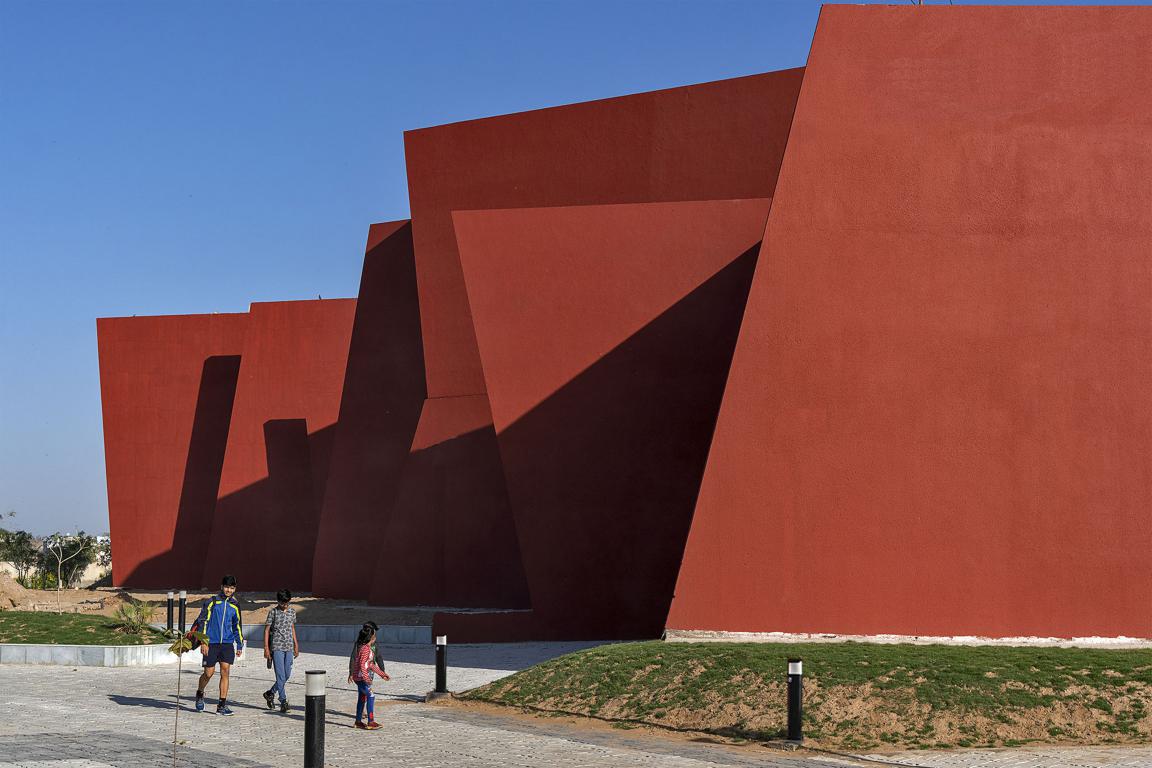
top-left (0, 641), bottom-right (1148, 768)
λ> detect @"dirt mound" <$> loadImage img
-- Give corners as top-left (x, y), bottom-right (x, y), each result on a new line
top-left (0, 573), bottom-right (29, 609)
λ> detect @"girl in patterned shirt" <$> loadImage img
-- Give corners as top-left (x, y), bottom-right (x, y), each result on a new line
top-left (347, 624), bottom-right (390, 730)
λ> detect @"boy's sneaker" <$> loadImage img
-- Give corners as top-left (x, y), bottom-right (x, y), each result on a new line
top-left (262, 690), bottom-right (275, 710)
top-left (279, 699), bottom-right (289, 713)
top-left (194, 697), bottom-right (205, 713)
top-left (216, 704), bottom-right (234, 716)
top-left (364, 721), bottom-right (381, 730)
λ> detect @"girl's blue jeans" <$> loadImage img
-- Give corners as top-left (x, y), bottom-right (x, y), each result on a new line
top-left (272, 650), bottom-right (293, 703)
top-left (356, 681), bottom-right (374, 721)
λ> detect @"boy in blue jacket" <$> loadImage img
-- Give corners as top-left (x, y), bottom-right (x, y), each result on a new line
top-left (189, 574), bottom-right (245, 715)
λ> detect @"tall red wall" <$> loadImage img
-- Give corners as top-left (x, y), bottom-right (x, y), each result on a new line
top-left (201, 299), bottom-right (356, 592)
top-left (98, 313), bottom-right (247, 588)
top-left (405, 68), bottom-right (804, 399)
top-left (375, 69), bottom-right (805, 615)
top-left (668, 5), bottom-right (1152, 639)
top-left (436, 199), bottom-right (769, 640)
top-left (368, 394), bottom-right (531, 609)
top-left (311, 222), bottom-right (426, 598)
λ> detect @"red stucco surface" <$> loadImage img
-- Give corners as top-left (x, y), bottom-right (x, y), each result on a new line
top-left (201, 299), bottom-right (356, 592)
top-left (367, 394), bottom-right (530, 610)
top-left (405, 68), bottom-right (804, 398)
top-left (98, 313), bottom-right (248, 588)
top-left (437, 199), bottom-right (770, 639)
top-left (668, 5), bottom-right (1152, 639)
top-left (311, 222), bottom-right (426, 598)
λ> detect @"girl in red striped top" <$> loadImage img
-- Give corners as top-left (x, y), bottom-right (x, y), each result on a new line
top-left (347, 625), bottom-right (390, 730)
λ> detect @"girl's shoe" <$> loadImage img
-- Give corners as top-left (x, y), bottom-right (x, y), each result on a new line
top-left (279, 699), bottom-right (289, 713)
top-left (354, 720), bottom-right (368, 729)
top-left (364, 721), bottom-right (382, 730)
top-left (263, 690), bottom-right (275, 709)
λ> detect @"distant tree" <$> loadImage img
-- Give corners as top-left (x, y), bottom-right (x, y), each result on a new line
top-left (96, 538), bottom-right (112, 569)
top-left (1, 529), bottom-right (40, 586)
top-left (41, 532), bottom-right (96, 610)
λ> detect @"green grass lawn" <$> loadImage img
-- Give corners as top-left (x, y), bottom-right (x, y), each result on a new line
top-left (462, 641), bottom-right (1152, 751)
top-left (0, 611), bottom-right (166, 645)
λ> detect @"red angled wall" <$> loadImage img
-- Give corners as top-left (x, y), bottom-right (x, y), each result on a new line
top-left (201, 299), bottom-right (356, 592)
top-left (312, 222), bottom-right (426, 598)
top-left (668, 5), bottom-right (1152, 639)
top-left (98, 313), bottom-right (248, 588)
top-left (378, 69), bottom-right (805, 615)
top-left (438, 199), bottom-right (769, 640)
top-left (405, 68), bottom-right (804, 399)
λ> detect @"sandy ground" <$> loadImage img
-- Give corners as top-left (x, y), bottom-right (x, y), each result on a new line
top-left (1, 583), bottom-right (441, 625)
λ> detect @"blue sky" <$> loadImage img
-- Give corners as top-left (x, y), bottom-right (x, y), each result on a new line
top-left (0, 0), bottom-right (1138, 535)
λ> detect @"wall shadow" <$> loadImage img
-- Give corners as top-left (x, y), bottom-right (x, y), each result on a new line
top-left (369, 403), bottom-right (532, 610)
top-left (121, 355), bottom-right (241, 588)
top-left (312, 222), bottom-right (427, 599)
top-left (434, 245), bottom-right (760, 641)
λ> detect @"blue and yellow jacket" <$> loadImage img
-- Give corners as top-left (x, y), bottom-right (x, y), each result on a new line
top-left (190, 593), bottom-right (244, 651)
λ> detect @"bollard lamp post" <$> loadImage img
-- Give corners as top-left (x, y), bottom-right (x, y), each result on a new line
top-left (786, 657), bottom-right (803, 742)
top-left (166, 591), bottom-right (175, 633)
top-left (304, 670), bottom-right (326, 768)
top-left (434, 635), bottom-right (448, 694)
top-left (177, 590), bottom-right (187, 634)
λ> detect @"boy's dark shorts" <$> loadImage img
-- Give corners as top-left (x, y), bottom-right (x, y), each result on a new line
top-left (202, 643), bottom-right (236, 668)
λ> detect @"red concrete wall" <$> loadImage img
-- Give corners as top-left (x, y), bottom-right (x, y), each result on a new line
top-left (405, 68), bottom-right (804, 399)
top-left (668, 5), bottom-right (1152, 639)
top-left (311, 222), bottom-right (426, 598)
top-left (435, 199), bottom-right (769, 640)
top-left (201, 299), bottom-right (356, 592)
top-left (98, 313), bottom-right (247, 588)
top-left (368, 394), bottom-right (531, 609)
top-left (379, 69), bottom-right (804, 617)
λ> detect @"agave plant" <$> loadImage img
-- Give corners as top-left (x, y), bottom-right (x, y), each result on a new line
top-left (167, 629), bottom-right (207, 768)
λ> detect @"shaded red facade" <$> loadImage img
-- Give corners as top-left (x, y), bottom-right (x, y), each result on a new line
top-left (311, 222), bottom-right (426, 599)
top-left (101, 7), bottom-right (1150, 641)
top-left (441, 200), bottom-right (769, 639)
top-left (199, 299), bottom-right (357, 592)
top-left (98, 313), bottom-right (247, 588)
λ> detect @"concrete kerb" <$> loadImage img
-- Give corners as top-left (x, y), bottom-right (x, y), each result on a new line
top-left (150, 623), bottom-right (433, 645)
top-left (0, 641), bottom-right (177, 666)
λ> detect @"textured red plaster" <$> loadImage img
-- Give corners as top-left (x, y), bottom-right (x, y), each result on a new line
top-left (669, 5), bottom-right (1152, 639)
top-left (367, 394), bottom-right (531, 609)
top-left (98, 313), bottom-right (247, 588)
top-left (405, 68), bottom-right (804, 398)
top-left (201, 299), bottom-right (356, 592)
top-left (434, 199), bottom-right (769, 640)
top-left (312, 222), bottom-right (426, 599)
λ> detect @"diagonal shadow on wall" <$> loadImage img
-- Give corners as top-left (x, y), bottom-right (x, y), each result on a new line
top-left (433, 244), bottom-right (760, 641)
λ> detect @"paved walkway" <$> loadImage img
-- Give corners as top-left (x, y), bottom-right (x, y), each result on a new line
top-left (0, 642), bottom-right (1148, 768)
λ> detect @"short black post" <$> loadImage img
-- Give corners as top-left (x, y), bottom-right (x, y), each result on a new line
top-left (166, 591), bottom-right (174, 633)
top-left (434, 635), bottom-right (447, 694)
top-left (786, 658), bottom-right (803, 742)
top-left (304, 670), bottom-right (326, 768)
top-left (177, 590), bottom-right (187, 634)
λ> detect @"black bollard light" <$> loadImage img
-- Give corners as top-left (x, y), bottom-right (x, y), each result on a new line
top-left (166, 591), bottom-right (174, 633)
top-left (786, 657), bottom-right (803, 742)
top-left (178, 590), bottom-right (187, 634)
top-left (304, 670), bottom-right (326, 768)
top-left (434, 635), bottom-right (448, 694)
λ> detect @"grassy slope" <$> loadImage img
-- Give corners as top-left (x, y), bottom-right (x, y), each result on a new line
top-left (0, 611), bottom-right (166, 645)
top-left (463, 641), bottom-right (1152, 751)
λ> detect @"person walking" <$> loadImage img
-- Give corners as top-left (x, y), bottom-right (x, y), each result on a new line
top-left (262, 589), bottom-right (299, 713)
top-left (189, 575), bottom-right (245, 715)
top-left (347, 624), bottom-right (389, 730)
